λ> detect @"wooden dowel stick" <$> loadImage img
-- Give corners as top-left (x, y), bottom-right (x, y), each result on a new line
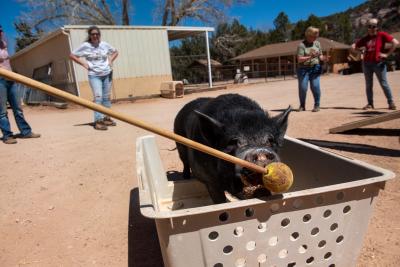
top-left (0, 68), bottom-right (266, 174)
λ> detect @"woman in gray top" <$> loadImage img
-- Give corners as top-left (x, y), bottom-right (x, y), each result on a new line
top-left (296, 26), bottom-right (329, 112)
top-left (70, 26), bottom-right (118, 130)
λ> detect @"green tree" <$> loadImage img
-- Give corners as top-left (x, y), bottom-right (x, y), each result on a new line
top-left (270, 12), bottom-right (291, 42)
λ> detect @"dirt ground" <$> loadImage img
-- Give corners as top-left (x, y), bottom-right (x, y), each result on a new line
top-left (0, 71), bottom-right (399, 267)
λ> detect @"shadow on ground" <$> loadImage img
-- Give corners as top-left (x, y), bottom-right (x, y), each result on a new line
top-left (166, 170), bottom-right (184, 181)
top-left (340, 128), bottom-right (400, 137)
top-left (128, 188), bottom-right (164, 267)
top-left (73, 122), bottom-right (94, 127)
top-left (299, 138), bottom-right (400, 157)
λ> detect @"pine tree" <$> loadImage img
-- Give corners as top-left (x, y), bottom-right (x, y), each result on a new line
top-left (14, 21), bottom-right (43, 52)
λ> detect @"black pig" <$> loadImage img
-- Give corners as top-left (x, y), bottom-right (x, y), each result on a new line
top-left (174, 94), bottom-right (291, 203)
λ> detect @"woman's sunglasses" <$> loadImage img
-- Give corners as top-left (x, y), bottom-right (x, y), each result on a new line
top-left (90, 33), bottom-right (100, 36)
top-left (367, 25), bottom-right (377, 29)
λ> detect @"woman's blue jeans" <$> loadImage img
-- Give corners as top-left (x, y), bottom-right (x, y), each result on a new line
top-left (88, 73), bottom-right (112, 122)
top-left (297, 64), bottom-right (321, 108)
top-left (362, 61), bottom-right (394, 105)
top-left (0, 78), bottom-right (32, 140)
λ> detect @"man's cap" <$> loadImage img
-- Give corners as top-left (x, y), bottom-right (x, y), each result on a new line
top-left (368, 18), bottom-right (378, 26)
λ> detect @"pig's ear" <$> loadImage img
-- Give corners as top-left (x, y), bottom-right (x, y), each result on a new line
top-left (194, 110), bottom-right (225, 141)
top-left (273, 106), bottom-right (291, 146)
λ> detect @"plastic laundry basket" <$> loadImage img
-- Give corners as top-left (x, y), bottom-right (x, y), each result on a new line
top-left (136, 135), bottom-right (395, 267)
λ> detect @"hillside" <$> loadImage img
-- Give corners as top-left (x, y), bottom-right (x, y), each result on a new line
top-left (323, 0), bottom-right (400, 37)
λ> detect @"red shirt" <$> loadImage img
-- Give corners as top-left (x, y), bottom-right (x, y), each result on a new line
top-left (355, 31), bottom-right (393, 63)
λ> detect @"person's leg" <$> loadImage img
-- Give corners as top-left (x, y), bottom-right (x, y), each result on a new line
top-left (101, 73), bottom-right (112, 109)
top-left (8, 81), bottom-right (33, 136)
top-left (297, 68), bottom-right (309, 110)
top-left (0, 78), bottom-right (14, 140)
top-left (88, 75), bottom-right (105, 122)
top-left (309, 65), bottom-right (321, 111)
top-left (374, 62), bottom-right (395, 109)
top-left (363, 62), bottom-right (374, 108)
top-left (101, 73), bottom-right (116, 126)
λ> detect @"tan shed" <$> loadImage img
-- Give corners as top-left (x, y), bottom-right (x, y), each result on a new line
top-left (10, 25), bottom-right (214, 102)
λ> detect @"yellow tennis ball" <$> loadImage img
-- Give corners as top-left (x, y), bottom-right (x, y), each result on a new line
top-left (262, 162), bottom-right (293, 193)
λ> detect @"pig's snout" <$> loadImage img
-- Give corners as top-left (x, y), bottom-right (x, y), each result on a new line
top-left (244, 148), bottom-right (279, 168)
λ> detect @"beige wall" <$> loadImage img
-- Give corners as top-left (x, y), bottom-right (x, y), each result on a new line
top-left (11, 33), bottom-right (72, 81)
top-left (78, 75), bottom-right (173, 101)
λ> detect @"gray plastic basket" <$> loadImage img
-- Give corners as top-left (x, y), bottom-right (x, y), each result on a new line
top-left (136, 135), bottom-right (395, 267)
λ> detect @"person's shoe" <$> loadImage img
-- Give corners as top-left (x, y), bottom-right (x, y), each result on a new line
top-left (312, 106), bottom-right (320, 112)
top-left (94, 121), bottom-right (108, 130)
top-left (362, 104), bottom-right (374, 110)
top-left (297, 106), bottom-right (305, 112)
top-left (20, 132), bottom-right (41, 139)
top-left (3, 137), bottom-right (17, 144)
top-left (388, 102), bottom-right (397, 110)
top-left (102, 116), bottom-right (117, 126)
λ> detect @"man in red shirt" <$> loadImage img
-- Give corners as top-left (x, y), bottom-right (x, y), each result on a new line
top-left (352, 18), bottom-right (398, 110)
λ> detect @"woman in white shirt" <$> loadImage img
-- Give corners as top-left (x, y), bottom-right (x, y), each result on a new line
top-left (70, 26), bottom-right (118, 130)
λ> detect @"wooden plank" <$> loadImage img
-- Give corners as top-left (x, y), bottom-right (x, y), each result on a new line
top-left (329, 110), bottom-right (400, 133)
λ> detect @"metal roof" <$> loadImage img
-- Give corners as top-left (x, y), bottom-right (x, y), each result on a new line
top-left (232, 37), bottom-right (351, 61)
top-left (11, 25), bottom-right (214, 59)
top-left (63, 25), bottom-right (214, 41)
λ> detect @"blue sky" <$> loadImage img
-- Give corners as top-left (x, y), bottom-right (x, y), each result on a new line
top-left (1, 0), bottom-right (366, 54)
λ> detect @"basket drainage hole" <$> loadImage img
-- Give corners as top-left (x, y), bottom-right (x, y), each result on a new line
top-left (281, 218), bottom-right (290, 227)
top-left (323, 210), bottom-right (332, 218)
top-left (336, 235), bottom-right (344, 243)
top-left (245, 208), bottom-right (254, 217)
top-left (330, 223), bottom-right (338, 231)
top-left (329, 264), bottom-right (336, 267)
top-left (269, 236), bottom-right (278, 246)
top-left (303, 214), bottom-right (311, 223)
top-left (208, 231), bottom-right (219, 241)
top-left (223, 245), bottom-right (233, 254)
top-left (318, 240), bottom-right (327, 248)
top-left (343, 205), bottom-right (351, 214)
top-left (311, 227), bottom-right (319, 236)
top-left (306, 256), bottom-right (314, 264)
top-left (288, 263), bottom-right (296, 267)
top-left (257, 253), bottom-right (267, 263)
top-left (235, 258), bottom-right (246, 267)
top-left (290, 232), bottom-right (299, 241)
top-left (233, 226), bottom-right (244, 237)
top-left (270, 203), bottom-right (280, 213)
top-left (298, 244), bottom-right (308, 254)
top-left (336, 192), bottom-right (345, 200)
top-left (278, 249), bottom-right (288, 258)
top-left (214, 264), bottom-right (223, 267)
top-left (316, 196), bottom-right (324, 204)
top-left (293, 199), bottom-right (303, 209)
top-left (324, 252), bottom-right (332, 259)
top-left (246, 241), bottom-right (256, 251)
top-left (219, 212), bottom-right (229, 222)
top-left (258, 223), bottom-right (267, 232)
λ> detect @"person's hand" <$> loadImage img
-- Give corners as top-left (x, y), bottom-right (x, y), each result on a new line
top-left (83, 62), bottom-right (90, 70)
top-left (320, 55), bottom-right (331, 62)
top-left (379, 53), bottom-right (388, 59)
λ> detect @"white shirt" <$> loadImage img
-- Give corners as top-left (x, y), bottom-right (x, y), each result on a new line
top-left (72, 41), bottom-right (116, 76)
